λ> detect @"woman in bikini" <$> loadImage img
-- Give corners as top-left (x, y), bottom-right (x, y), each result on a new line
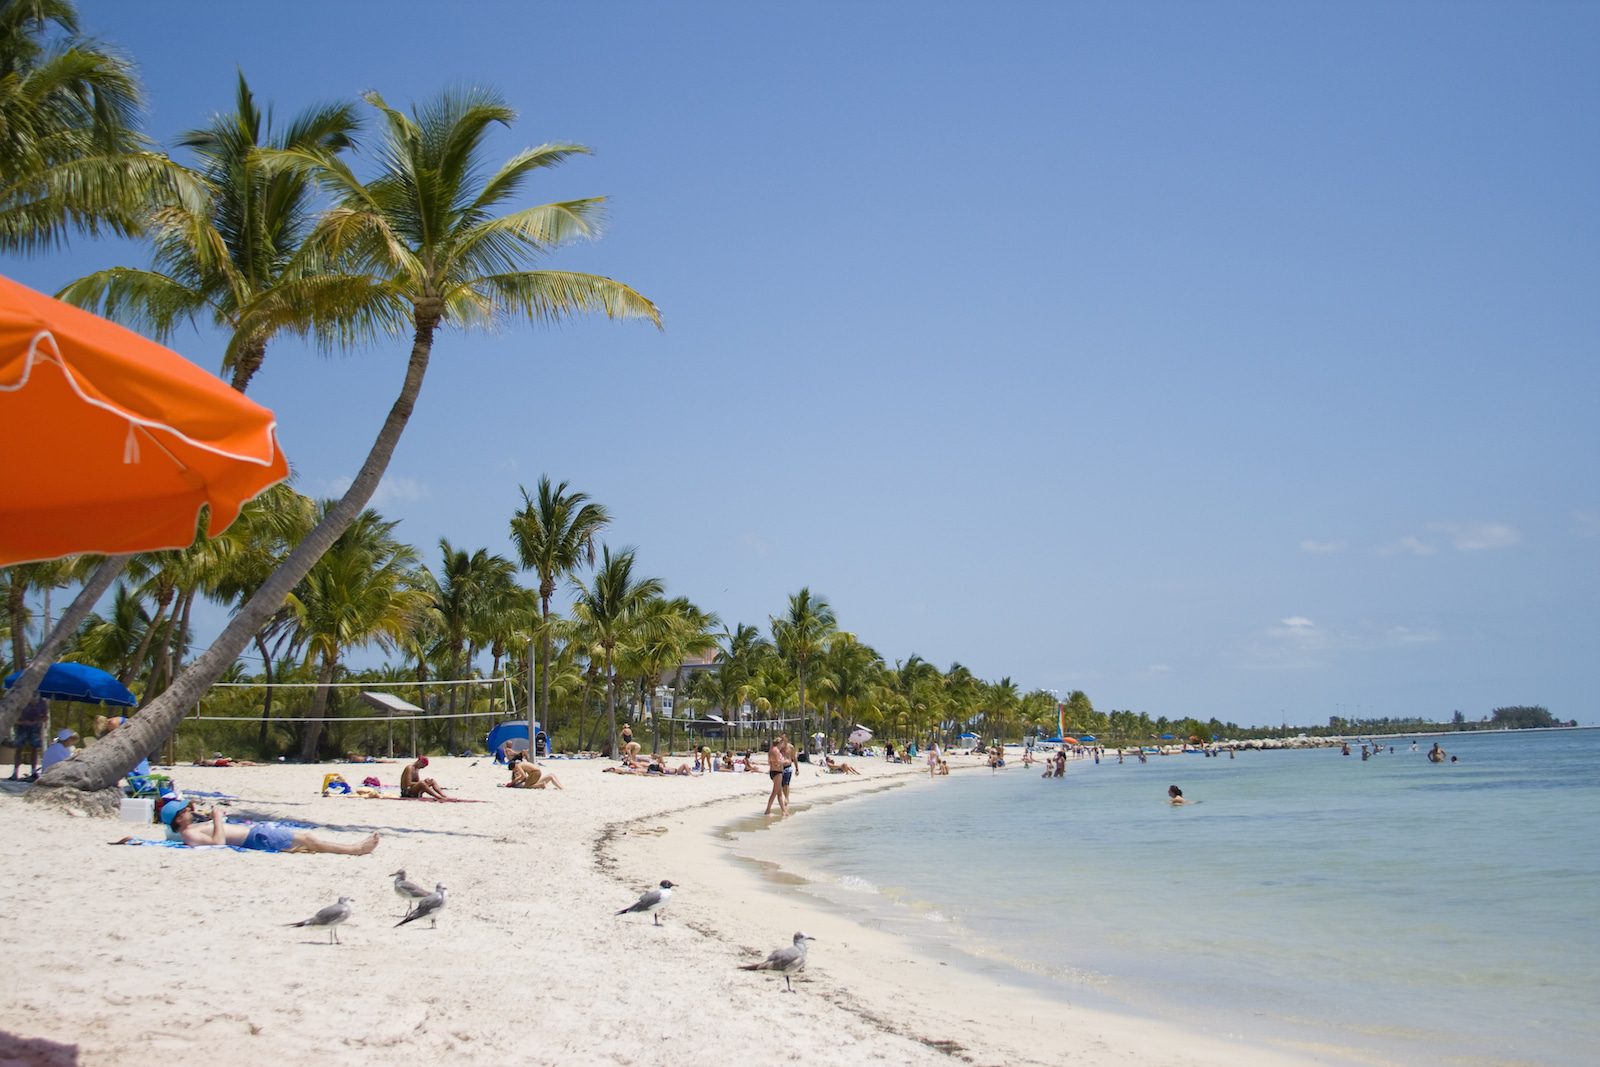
top-left (763, 738), bottom-right (789, 816)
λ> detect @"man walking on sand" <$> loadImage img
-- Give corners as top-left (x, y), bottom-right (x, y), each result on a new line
top-left (780, 733), bottom-right (798, 807)
top-left (764, 737), bottom-right (789, 816)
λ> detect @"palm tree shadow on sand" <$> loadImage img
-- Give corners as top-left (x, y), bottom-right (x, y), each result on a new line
top-left (0, 1031), bottom-right (78, 1065)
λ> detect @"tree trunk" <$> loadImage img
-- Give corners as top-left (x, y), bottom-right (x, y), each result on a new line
top-left (298, 653), bottom-right (338, 760)
top-left (538, 589), bottom-right (552, 750)
top-left (604, 652), bottom-right (617, 758)
top-left (0, 557), bottom-right (131, 736)
top-left (229, 337), bottom-right (269, 393)
top-left (254, 631), bottom-right (276, 751)
top-left (29, 310), bottom-right (439, 806)
top-left (8, 578), bottom-right (28, 674)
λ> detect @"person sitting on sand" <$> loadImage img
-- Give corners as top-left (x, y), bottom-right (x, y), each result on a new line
top-left (41, 728), bottom-right (78, 772)
top-left (400, 755), bottom-right (449, 800)
top-left (1168, 784), bottom-right (1186, 805)
top-left (719, 751), bottom-right (734, 772)
top-left (938, 758), bottom-right (950, 776)
top-left (158, 798), bottom-right (379, 854)
top-left (823, 755), bottom-right (860, 775)
top-left (509, 760), bottom-right (563, 790)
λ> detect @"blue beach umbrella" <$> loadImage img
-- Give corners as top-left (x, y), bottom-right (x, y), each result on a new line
top-left (1080, 735), bottom-right (1097, 742)
top-left (1159, 733), bottom-right (1175, 740)
top-left (958, 732), bottom-right (979, 740)
top-left (4, 662), bottom-right (135, 706)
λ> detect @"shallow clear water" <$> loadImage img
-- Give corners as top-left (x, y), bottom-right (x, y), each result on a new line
top-left (732, 730), bottom-right (1600, 1066)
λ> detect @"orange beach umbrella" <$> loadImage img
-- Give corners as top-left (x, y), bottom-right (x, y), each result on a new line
top-left (0, 273), bottom-right (289, 565)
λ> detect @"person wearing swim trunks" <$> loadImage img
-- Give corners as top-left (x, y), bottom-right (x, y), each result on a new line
top-left (779, 733), bottom-right (797, 807)
top-left (400, 755), bottom-right (448, 799)
top-left (763, 738), bottom-right (788, 816)
top-left (162, 798), bottom-right (379, 854)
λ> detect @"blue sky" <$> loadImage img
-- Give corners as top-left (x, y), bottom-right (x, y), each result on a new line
top-left (9, 2), bottom-right (1597, 726)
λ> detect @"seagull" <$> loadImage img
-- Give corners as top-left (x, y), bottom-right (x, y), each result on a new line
top-left (286, 896), bottom-right (353, 944)
top-left (616, 879), bottom-right (676, 925)
top-left (395, 883), bottom-right (447, 929)
top-left (390, 869), bottom-right (431, 914)
top-left (739, 932), bottom-right (815, 992)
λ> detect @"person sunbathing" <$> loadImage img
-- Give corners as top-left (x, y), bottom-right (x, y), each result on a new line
top-left (160, 798), bottom-right (378, 854)
top-left (719, 751), bottom-right (735, 772)
top-left (509, 761), bottom-right (563, 790)
top-left (400, 756), bottom-right (449, 799)
top-left (193, 752), bottom-right (259, 767)
top-left (823, 756), bottom-right (860, 775)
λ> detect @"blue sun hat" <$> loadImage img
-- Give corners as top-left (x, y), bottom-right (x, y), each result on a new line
top-left (159, 798), bottom-right (192, 826)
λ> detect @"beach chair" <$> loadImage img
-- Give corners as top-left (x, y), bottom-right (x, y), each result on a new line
top-left (124, 759), bottom-right (173, 799)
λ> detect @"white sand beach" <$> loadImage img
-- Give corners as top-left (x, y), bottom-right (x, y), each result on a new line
top-left (0, 754), bottom-right (1357, 1066)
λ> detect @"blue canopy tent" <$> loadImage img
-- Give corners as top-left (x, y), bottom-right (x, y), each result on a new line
top-left (1080, 734), bottom-right (1097, 743)
top-left (486, 720), bottom-right (544, 761)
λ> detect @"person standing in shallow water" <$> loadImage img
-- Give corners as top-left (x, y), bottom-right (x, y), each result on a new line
top-left (1168, 785), bottom-right (1186, 805)
top-left (763, 737), bottom-right (789, 816)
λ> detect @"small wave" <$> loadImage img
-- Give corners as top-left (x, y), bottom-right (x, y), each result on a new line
top-left (834, 874), bottom-right (881, 894)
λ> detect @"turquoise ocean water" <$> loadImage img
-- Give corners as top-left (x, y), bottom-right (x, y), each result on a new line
top-left (727, 729), bottom-right (1599, 1066)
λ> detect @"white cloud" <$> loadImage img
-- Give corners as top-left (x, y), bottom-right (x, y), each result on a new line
top-left (1299, 539), bottom-right (1347, 554)
top-left (1233, 614), bottom-right (1443, 670)
top-left (1428, 521), bottom-right (1520, 551)
top-left (1378, 535), bottom-right (1437, 557)
top-left (322, 475), bottom-right (427, 508)
top-left (1141, 664), bottom-right (1172, 676)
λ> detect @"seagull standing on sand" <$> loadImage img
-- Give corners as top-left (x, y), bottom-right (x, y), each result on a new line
top-left (616, 879), bottom-right (676, 925)
top-left (395, 883), bottom-right (447, 929)
top-left (390, 868), bottom-right (431, 914)
top-left (286, 896), bottom-right (353, 944)
top-left (739, 932), bottom-right (815, 992)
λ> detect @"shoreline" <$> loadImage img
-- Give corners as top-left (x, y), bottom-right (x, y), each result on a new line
top-left (0, 752), bottom-right (1362, 1066)
top-left (604, 756), bottom-right (1368, 1067)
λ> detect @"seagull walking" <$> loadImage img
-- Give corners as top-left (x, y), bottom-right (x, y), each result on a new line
top-left (739, 932), bottom-right (815, 992)
top-left (390, 868), bottom-right (431, 914)
top-left (616, 879), bottom-right (676, 925)
top-left (286, 896), bottom-right (353, 944)
top-left (395, 883), bottom-right (447, 929)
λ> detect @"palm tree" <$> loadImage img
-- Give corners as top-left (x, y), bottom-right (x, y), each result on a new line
top-left (0, 0), bottom-right (171, 252)
top-left (57, 72), bottom-right (365, 391)
top-left (813, 633), bottom-right (880, 751)
top-left (713, 623), bottom-right (771, 750)
top-left (291, 506), bottom-right (424, 759)
top-left (33, 86), bottom-right (658, 805)
top-left (508, 476), bottom-right (609, 744)
top-left (418, 539), bottom-right (515, 753)
top-left (4, 75), bottom-right (363, 738)
top-left (570, 546), bottom-right (662, 757)
top-left (770, 588), bottom-right (836, 755)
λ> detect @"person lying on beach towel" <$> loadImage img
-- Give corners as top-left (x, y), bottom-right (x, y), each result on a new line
top-left (823, 756), bottom-right (860, 775)
top-left (400, 756), bottom-right (450, 800)
top-left (155, 798), bottom-right (379, 854)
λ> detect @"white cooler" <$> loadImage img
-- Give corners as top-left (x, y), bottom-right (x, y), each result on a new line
top-left (119, 797), bottom-right (154, 823)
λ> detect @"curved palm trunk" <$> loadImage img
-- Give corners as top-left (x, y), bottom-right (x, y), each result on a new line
top-left (0, 557), bottom-right (131, 737)
top-left (604, 648), bottom-right (618, 758)
top-left (30, 312), bottom-right (440, 808)
top-left (119, 591), bottom-right (171, 688)
top-left (7, 579), bottom-right (27, 673)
